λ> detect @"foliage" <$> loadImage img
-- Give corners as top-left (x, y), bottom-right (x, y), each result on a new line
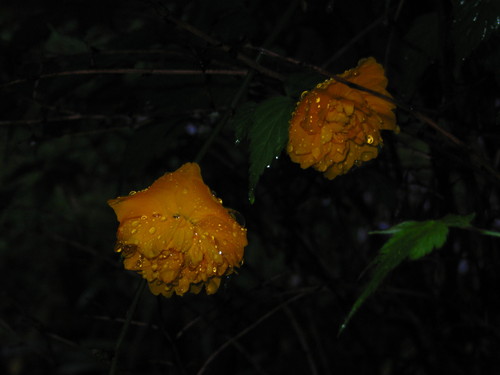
top-left (1, 0), bottom-right (500, 375)
top-left (340, 214), bottom-right (476, 333)
top-left (247, 96), bottom-right (295, 202)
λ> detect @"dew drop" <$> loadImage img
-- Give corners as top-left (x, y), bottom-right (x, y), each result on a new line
top-left (131, 229), bottom-right (137, 234)
top-left (149, 227), bottom-right (156, 234)
top-left (366, 135), bottom-right (374, 144)
top-left (141, 215), bottom-right (147, 220)
top-left (129, 191), bottom-right (137, 196)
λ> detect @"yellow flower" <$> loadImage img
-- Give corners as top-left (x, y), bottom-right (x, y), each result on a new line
top-left (287, 57), bottom-right (399, 179)
top-left (108, 163), bottom-right (247, 297)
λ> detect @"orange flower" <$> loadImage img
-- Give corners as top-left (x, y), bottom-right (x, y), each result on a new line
top-left (287, 57), bottom-right (399, 179)
top-left (108, 163), bottom-right (247, 297)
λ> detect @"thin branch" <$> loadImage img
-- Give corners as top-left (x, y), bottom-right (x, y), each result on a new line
top-left (321, 10), bottom-right (392, 69)
top-left (196, 288), bottom-right (318, 375)
top-left (0, 114), bottom-right (133, 126)
top-left (284, 306), bottom-right (319, 375)
top-left (109, 279), bottom-right (146, 375)
top-left (152, 1), bottom-right (285, 81)
top-left (0, 68), bottom-right (247, 88)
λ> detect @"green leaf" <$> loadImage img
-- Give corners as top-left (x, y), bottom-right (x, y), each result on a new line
top-left (248, 96), bottom-right (294, 203)
top-left (231, 101), bottom-right (257, 144)
top-left (341, 212), bottom-right (500, 334)
top-left (340, 214), bottom-right (476, 335)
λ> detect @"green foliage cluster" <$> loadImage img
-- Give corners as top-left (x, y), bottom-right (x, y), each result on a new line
top-left (1, 0), bottom-right (500, 374)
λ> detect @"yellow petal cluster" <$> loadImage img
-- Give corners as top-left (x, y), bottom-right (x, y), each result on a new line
top-left (108, 163), bottom-right (247, 297)
top-left (287, 57), bottom-right (399, 179)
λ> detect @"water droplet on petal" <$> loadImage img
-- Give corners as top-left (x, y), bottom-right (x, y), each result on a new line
top-left (149, 227), bottom-right (156, 234)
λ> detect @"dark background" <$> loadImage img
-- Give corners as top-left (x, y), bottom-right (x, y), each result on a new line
top-left (1, 0), bottom-right (500, 374)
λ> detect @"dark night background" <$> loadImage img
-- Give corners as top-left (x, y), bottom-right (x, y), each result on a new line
top-left (1, 0), bottom-right (500, 374)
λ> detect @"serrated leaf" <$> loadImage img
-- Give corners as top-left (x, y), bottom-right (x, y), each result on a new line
top-left (340, 216), bottom-right (463, 335)
top-left (248, 96), bottom-right (294, 203)
top-left (231, 101), bottom-right (257, 143)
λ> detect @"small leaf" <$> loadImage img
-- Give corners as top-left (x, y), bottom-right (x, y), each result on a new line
top-left (248, 96), bottom-right (294, 203)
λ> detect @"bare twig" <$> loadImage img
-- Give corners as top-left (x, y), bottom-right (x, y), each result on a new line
top-left (0, 68), bottom-right (247, 89)
top-left (152, 1), bottom-right (285, 81)
top-left (196, 288), bottom-right (318, 375)
top-left (109, 280), bottom-right (146, 375)
top-left (284, 306), bottom-right (319, 375)
top-left (0, 114), bottom-right (133, 126)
